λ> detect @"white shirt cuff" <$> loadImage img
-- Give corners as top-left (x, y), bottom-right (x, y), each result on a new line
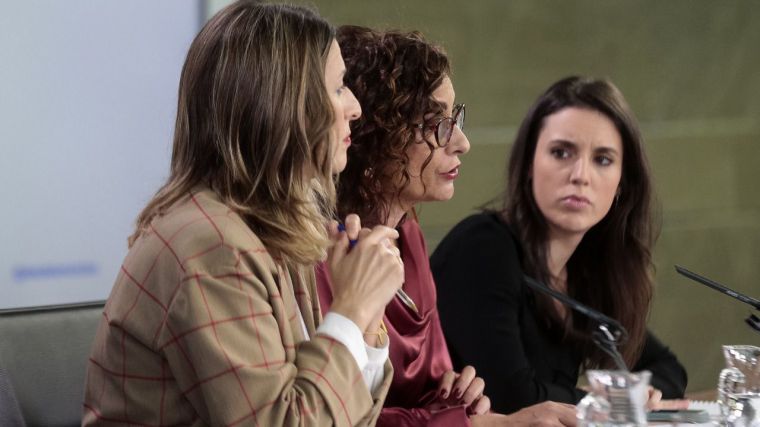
top-left (317, 312), bottom-right (368, 371)
top-left (317, 312), bottom-right (389, 393)
top-left (364, 339), bottom-right (389, 393)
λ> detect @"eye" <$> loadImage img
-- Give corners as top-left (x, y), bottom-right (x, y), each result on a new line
top-left (336, 85), bottom-right (346, 95)
top-left (550, 147), bottom-right (571, 159)
top-left (595, 155), bottom-right (613, 166)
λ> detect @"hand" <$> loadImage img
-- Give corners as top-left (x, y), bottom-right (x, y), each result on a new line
top-left (327, 214), bottom-right (404, 331)
top-left (645, 384), bottom-right (689, 410)
top-left (470, 401), bottom-right (577, 427)
top-left (436, 366), bottom-right (490, 415)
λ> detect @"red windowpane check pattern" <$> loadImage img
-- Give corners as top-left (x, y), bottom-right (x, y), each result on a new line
top-left (82, 189), bottom-right (385, 426)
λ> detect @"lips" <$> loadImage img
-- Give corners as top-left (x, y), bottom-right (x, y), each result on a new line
top-left (440, 164), bottom-right (460, 180)
top-left (560, 195), bottom-right (591, 209)
top-left (343, 135), bottom-right (351, 146)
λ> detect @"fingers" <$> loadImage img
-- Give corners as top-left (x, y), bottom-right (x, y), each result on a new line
top-left (336, 216), bottom-right (400, 255)
top-left (329, 214), bottom-right (362, 263)
top-left (534, 401), bottom-right (578, 427)
top-left (344, 214), bottom-right (361, 241)
top-left (470, 395), bottom-right (490, 415)
top-left (655, 399), bottom-right (690, 410)
top-left (552, 402), bottom-right (579, 427)
top-left (437, 370), bottom-right (457, 399)
top-left (356, 225), bottom-right (399, 247)
top-left (452, 365), bottom-right (477, 400)
top-left (462, 377), bottom-right (485, 405)
top-left (646, 387), bottom-right (663, 410)
top-left (383, 238), bottom-right (401, 258)
top-left (328, 228), bottom-right (350, 266)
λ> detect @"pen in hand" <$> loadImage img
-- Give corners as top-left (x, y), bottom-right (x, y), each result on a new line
top-left (337, 222), bottom-right (417, 314)
top-left (337, 223), bottom-right (358, 248)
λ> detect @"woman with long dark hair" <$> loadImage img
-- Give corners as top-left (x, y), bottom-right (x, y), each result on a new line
top-left (83, 3), bottom-right (403, 425)
top-left (317, 26), bottom-right (578, 427)
top-left (432, 76), bottom-right (687, 414)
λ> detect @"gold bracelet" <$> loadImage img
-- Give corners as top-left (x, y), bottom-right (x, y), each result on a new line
top-left (363, 320), bottom-right (388, 346)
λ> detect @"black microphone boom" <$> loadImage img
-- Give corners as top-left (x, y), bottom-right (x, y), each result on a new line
top-left (674, 265), bottom-right (760, 334)
top-left (522, 274), bottom-right (630, 371)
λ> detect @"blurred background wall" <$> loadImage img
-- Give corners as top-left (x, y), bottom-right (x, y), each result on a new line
top-left (1, 0), bottom-right (757, 395)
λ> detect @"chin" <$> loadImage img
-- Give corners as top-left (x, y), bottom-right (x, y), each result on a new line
top-left (332, 157), bottom-right (347, 174)
top-left (430, 188), bottom-right (455, 202)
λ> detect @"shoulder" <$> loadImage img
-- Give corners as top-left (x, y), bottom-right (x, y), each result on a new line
top-left (399, 217), bottom-right (427, 253)
top-left (431, 212), bottom-right (526, 296)
top-left (142, 189), bottom-right (275, 274)
top-left (432, 212), bottom-right (519, 263)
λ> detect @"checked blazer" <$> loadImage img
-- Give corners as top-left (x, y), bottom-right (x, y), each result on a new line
top-left (83, 189), bottom-right (391, 426)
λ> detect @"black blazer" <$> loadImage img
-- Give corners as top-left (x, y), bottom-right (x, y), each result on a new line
top-left (431, 212), bottom-right (687, 414)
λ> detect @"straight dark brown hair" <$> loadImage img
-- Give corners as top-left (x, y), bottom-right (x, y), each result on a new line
top-left (501, 76), bottom-right (658, 369)
top-left (130, 1), bottom-right (337, 266)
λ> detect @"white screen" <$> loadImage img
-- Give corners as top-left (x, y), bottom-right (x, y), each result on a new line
top-left (0, 1), bottom-right (201, 308)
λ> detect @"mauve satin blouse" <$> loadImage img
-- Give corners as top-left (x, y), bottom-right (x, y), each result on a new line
top-left (316, 219), bottom-right (470, 427)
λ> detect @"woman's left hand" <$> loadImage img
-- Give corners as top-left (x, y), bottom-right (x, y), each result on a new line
top-left (646, 386), bottom-right (690, 410)
top-left (436, 365), bottom-right (491, 415)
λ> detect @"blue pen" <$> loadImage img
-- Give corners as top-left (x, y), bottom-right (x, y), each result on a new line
top-left (337, 223), bottom-right (358, 248)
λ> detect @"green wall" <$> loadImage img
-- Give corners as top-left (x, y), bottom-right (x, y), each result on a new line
top-left (213, 0), bottom-right (760, 393)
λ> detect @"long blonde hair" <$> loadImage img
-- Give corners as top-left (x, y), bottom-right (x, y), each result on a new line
top-left (130, 1), bottom-right (337, 266)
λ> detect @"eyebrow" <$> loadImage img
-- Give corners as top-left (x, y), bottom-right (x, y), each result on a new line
top-left (550, 139), bottom-right (621, 156)
top-left (434, 100), bottom-right (452, 116)
top-left (594, 146), bottom-right (620, 157)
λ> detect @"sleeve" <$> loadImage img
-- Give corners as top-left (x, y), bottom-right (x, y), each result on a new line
top-left (317, 311), bottom-right (389, 394)
top-left (157, 256), bottom-right (380, 427)
top-left (431, 215), bottom-right (585, 414)
top-left (632, 331), bottom-right (688, 399)
top-left (377, 406), bottom-right (470, 427)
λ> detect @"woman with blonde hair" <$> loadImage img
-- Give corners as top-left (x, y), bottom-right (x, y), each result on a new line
top-left (83, 2), bottom-right (403, 425)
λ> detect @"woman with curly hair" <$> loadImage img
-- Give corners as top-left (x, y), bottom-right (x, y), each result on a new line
top-left (431, 76), bottom-right (687, 414)
top-left (316, 26), bottom-right (577, 427)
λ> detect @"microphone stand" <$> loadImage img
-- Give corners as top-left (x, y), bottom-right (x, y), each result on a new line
top-left (522, 274), bottom-right (630, 371)
top-left (675, 265), bottom-right (760, 335)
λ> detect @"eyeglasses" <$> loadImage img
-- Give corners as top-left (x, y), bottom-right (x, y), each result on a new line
top-left (412, 103), bottom-right (465, 147)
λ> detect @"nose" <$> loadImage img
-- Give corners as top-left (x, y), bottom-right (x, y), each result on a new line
top-left (446, 124), bottom-right (470, 155)
top-left (570, 157), bottom-right (589, 185)
top-left (346, 88), bottom-right (361, 121)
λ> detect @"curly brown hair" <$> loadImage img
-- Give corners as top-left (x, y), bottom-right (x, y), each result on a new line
top-left (336, 26), bottom-right (450, 226)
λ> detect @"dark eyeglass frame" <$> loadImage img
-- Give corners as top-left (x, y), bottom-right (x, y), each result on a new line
top-left (412, 103), bottom-right (466, 148)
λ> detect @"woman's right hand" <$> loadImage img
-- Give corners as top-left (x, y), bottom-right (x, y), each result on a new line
top-left (327, 214), bottom-right (404, 331)
top-left (436, 366), bottom-right (490, 415)
top-left (470, 401), bottom-right (577, 427)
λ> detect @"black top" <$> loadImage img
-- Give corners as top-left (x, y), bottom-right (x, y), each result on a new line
top-left (430, 212), bottom-right (687, 414)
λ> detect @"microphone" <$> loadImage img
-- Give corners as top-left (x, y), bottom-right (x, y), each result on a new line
top-left (522, 274), bottom-right (630, 371)
top-left (674, 265), bottom-right (760, 333)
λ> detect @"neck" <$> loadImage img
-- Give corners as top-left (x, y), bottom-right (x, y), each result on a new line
top-left (386, 201), bottom-right (409, 229)
top-left (546, 231), bottom-right (584, 293)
